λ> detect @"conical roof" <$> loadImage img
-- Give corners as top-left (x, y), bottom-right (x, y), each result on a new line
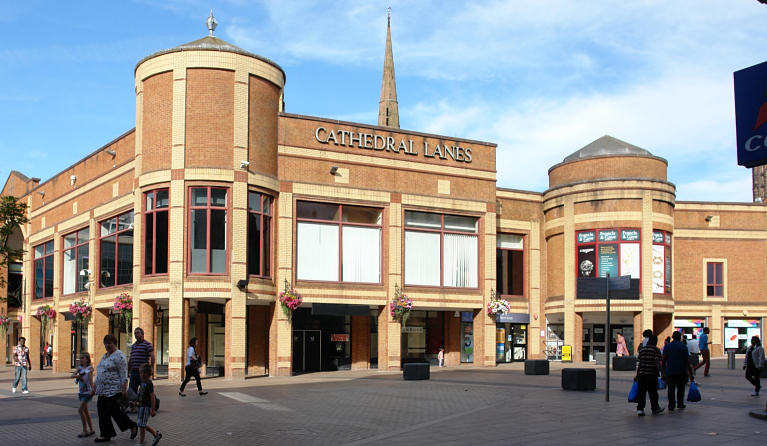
top-left (563, 135), bottom-right (652, 162)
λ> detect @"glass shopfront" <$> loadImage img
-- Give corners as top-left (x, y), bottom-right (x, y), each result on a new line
top-left (725, 319), bottom-right (762, 353)
top-left (673, 318), bottom-right (704, 340)
top-left (495, 313), bottom-right (529, 363)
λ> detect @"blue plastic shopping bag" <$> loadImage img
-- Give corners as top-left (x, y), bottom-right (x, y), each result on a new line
top-left (687, 381), bottom-right (702, 402)
top-left (628, 380), bottom-right (639, 403)
top-left (657, 377), bottom-right (666, 389)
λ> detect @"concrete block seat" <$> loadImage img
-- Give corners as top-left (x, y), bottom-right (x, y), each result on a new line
top-left (403, 362), bottom-right (430, 380)
top-left (524, 359), bottom-right (550, 375)
top-left (561, 368), bottom-right (596, 391)
top-left (612, 356), bottom-right (637, 371)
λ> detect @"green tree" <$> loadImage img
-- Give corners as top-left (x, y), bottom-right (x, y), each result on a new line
top-left (0, 195), bottom-right (29, 294)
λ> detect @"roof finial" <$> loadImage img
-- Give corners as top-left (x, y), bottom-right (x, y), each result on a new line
top-left (206, 10), bottom-right (218, 37)
top-left (387, 6), bottom-right (391, 26)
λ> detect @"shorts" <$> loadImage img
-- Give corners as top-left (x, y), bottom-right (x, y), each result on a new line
top-left (78, 393), bottom-right (92, 402)
top-left (136, 406), bottom-right (151, 427)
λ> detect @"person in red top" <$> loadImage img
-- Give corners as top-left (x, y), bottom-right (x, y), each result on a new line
top-left (12, 337), bottom-right (31, 394)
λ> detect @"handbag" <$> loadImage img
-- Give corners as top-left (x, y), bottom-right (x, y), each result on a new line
top-left (627, 381), bottom-right (639, 403)
top-left (154, 396), bottom-right (160, 411)
top-left (190, 357), bottom-right (201, 370)
top-left (687, 381), bottom-right (702, 402)
top-left (657, 377), bottom-right (666, 390)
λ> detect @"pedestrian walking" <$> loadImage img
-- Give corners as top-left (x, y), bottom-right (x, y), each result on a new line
top-left (634, 335), bottom-right (664, 416)
top-left (128, 327), bottom-right (154, 412)
top-left (662, 331), bottom-right (694, 411)
top-left (46, 342), bottom-right (53, 367)
top-left (12, 337), bottom-right (31, 394)
top-left (687, 334), bottom-right (701, 373)
top-left (71, 352), bottom-right (95, 438)
top-left (744, 335), bottom-right (765, 396)
top-left (438, 347), bottom-right (445, 367)
top-left (694, 327), bottom-right (712, 376)
top-left (616, 332), bottom-right (629, 357)
top-left (179, 337), bottom-right (207, 397)
top-left (92, 334), bottom-right (138, 443)
top-left (135, 363), bottom-right (163, 446)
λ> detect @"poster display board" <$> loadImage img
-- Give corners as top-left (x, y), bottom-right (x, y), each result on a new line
top-left (651, 245), bottom-right (665, 293)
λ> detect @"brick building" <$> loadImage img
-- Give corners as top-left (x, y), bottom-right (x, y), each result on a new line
top-left (2, 15), bottom-right (766, 379)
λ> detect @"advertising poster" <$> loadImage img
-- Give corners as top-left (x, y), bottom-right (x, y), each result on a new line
top-left (620, 243), bottom-right (640, 278)
top-left (598, 230), bottom-right (618, 242)
top-left (747, 327), bottom-right (761, 342)
top-left (598, 244), bottom-right (618, 277)
top-left (652, 245), bottom-right (665, 293)
top-left (461, 323), bottom-right (474, 363)
top-left (578, 246), bottom-right (596, 277)
top-left (621, 229), bottom-right (640, 241)
top-left (725, 327), bottom-right (740, 349)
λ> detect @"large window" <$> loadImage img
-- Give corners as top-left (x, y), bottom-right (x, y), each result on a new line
top-left (576, 229), bottom-right (640, 299)
top-left (404, 211), bottom-right (478, 288)
top-left (707, 262), bottom-right (724, 297)
top-left (99, 211), bottom-right (134, 288)
top-left (144, 189), bottom-right (169, 275)
top-left (296, 201), bottom-right (381, 283)
top-left (63, 228), bottom-right (89, 295)
top-left (247, 191), bottom-right (272, 278)
top-left (189, 187), bottom-right (228, 274)
top-left (497, 234), bottom-right (523, 296)
top-left (652, 231), bottom-right (672, 294)
top-left (33, 240), bottom-right (54, 299)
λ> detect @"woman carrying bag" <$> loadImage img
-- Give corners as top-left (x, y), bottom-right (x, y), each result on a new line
top-left (179, 337), bottom-right (208, 397)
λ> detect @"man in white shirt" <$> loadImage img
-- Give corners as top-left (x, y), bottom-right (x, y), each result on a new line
top-left (687, 334), bottom-right (701, 372)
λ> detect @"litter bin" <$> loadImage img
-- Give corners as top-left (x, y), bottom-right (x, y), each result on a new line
top-left (727, 349), bottom-right (736, 369)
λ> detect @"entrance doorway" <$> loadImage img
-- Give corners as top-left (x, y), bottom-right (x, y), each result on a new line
top-left (496, 323), bottom-right (527, 362)
top-left (582, 324), bottom-right (634, 360)
top-left (70, 319), bottom-right (88, 369)
top-left (292, 330), bottom-right (322, 373)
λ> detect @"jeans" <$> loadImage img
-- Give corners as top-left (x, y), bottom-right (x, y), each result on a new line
top-left (13, 366), bottom-right (28, 391)
top-left (180, 365), bottom-right (203, 392)
top-left (128, 369), bottom-right (141, 394)
top-left (666, 374), bottom-right (687, 409)
top-left (636, 374), bottom-right (660, 411)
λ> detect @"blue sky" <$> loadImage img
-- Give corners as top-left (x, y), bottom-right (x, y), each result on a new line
top-left (2, 1), bottom-right (766, 202)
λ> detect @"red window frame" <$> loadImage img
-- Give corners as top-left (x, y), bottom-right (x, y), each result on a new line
top-left (98, 210), bottom-right (134, 289)
top-left (295, 201), bottom-right (383, 284)
top-left (144, 189), bottom-right (169, 276)
top-left (652, 230), bottom-right (672, 294)
top-left (247, 191), bottom-right (272, 278)
top-left (403, 211), bottom-right (480, 289)
top-left (62, 228), bottom-right (89, 296)
top-left (707, 262), bottom-right (723, 297)
top-left (496, 233), bottom-right (524, 297)
top-left (33, 240), bottom-right (54, 299)
top-left (187, 186), bottom-right (229, 275)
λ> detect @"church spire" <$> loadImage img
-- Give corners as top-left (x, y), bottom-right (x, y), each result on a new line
top-left (378, 7), bottom-right (399, 128)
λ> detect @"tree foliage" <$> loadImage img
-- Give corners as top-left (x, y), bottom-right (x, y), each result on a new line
top-left (0, 195), bottom-right (29, 289)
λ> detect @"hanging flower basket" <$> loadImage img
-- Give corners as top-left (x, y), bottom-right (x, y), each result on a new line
top-left (0, 315), bottom-right (9, 336)
top-left (390, 284), bottom-right (413, 325)
top-left (487, 289), bottom-right (511, 318)
top-left (35, 304), bottom-right (56, 335)
top-left (113, 293), bottom-right (133, 335)
top-left (278, 279), bottom-right (302, 319)
top-left (69, 299), bottom-right (92, 322)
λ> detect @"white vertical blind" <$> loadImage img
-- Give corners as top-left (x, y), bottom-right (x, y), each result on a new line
top-left (404, 231), bottom-right (440, 286)
top-left (63, 249), bottom-right (76, 294)
top-left (444, 233), bottom-right (478, 287)
top-left (297, 222), bottom-right (339, 281)
top-left (342, 226), bottom-right (380, 283)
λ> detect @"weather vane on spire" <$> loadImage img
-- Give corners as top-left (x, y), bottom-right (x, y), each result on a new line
top-left (387, 6), bottom-right (391, 25)
top-left (206, 10), bottom-right (218, 37)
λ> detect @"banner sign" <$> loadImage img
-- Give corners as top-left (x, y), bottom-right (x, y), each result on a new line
top-left (735, 60), bottom-right (767, 167)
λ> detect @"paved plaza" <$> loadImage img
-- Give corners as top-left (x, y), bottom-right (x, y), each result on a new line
top-left (0, 358), bottom-right (765, 445)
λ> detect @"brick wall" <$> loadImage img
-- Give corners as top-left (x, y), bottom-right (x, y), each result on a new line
top-left (248, 75), bottom-right (280, 176)
top-left (549, 156), bottom-right (667, 187)
top-left (141, 71), bottom-right (173, 173)
top-left (185, 68), bottom-right (234, 168)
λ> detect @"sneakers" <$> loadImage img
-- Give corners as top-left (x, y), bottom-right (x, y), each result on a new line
top-left (178, 391), bottom-right (186, 397)
top-left (752, 391), bottom-right (760, 397)
top-left (11, 387), bottom-right (16, 393)
top-left (652, 406), bottom-right (665, 415)
top-left (22, 390), bottom-right (29, 394)
top-left (637, 409), bottom-right (645, 416)
top-left (199, 391), bottom-right (208, 395)
top-left (152, 431), bottom-right (162, 446)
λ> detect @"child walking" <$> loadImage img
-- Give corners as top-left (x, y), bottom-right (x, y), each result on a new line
top-left (438, 347), bottom-right (445, 367)
top-left (71, 352), bottom-right (95, 437)
top-left (135, 363), bottom-right (162, 446)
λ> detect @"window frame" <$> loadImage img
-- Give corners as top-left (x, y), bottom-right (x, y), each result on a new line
top-left (144, 189), bottom-right (169, 277)
top-left (704, 259), bottom-right (726, 300)
top-left (33, 240), bottom-right (54, 300)
top-left (403, 210), bottom-right (480, 289)
top-left (496, 233), bottom-right (524, 297)
top-left (187, 186), bottom-right (230, 276)
top-left (98, 210), bottom-right (135, 289)
top-left (61, 227), bottom-right (90, 296)
top-left (295, 200), bottom-right (383, 284)
top-left (247, 190), bottom-right (273, 279)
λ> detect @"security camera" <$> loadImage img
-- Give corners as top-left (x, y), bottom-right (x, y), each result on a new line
top-left (240, 160), bottom-right (250, 169)
top-left (70, 175), bottom-right (77, 186)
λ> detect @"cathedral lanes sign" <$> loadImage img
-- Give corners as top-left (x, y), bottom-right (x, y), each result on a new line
top-left (314, 126), bottom-right (473, 164)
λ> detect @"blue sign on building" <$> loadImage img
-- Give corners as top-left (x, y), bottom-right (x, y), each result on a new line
top-left (734, 61), bottom-right (767, 167)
